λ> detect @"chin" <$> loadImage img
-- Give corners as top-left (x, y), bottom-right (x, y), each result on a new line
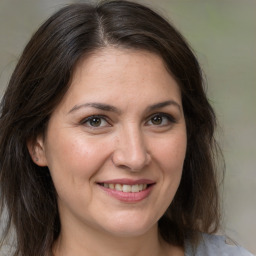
top-left (107, 226), bottom-right (154, 238)
top-left (100, 215), bottom-right (158, 238)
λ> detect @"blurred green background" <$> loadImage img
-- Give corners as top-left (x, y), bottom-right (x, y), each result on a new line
top-left (0, 0), bottom-right (255, 253)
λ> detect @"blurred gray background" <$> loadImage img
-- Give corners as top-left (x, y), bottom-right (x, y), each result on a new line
top-left (0, 0), bottom-right (255, 254)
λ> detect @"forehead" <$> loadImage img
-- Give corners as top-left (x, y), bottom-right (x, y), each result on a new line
top-left (58, 47), bottom-right (182, 111)
top-left (73, 47), bottom-right (168, 78)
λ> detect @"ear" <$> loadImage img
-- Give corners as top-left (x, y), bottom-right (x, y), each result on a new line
top-left (27, 135), bottom-right (48, 167)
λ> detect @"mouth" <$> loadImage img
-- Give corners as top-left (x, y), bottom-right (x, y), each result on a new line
top-left (97, 179), bottom-right (155, 202)
top-left (98, 183), bottom-right (151, 193)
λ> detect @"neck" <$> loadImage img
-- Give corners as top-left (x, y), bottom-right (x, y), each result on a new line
top-left (53, 222), bottom-right (179, 256)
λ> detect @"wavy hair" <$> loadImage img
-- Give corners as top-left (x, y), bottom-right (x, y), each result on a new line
top-left (0, 1), bottom-right (222, 255)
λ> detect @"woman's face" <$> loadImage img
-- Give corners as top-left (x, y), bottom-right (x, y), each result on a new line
top-left (33, 48), bottom-right (187, 237)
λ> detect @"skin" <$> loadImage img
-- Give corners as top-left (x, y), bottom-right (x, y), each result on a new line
top-left (30, 48), bottom-right (187, 256)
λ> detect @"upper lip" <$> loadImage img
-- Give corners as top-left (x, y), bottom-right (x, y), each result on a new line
top-left (97, 179), bottom-right (155, 185)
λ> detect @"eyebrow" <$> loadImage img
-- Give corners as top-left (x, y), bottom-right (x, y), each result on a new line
top-left (68, 102), bottom-right (120, 114)
top-left (146, 100), bottom-right (181, 112)
top-left (68, 100), bottom-right (181, 114)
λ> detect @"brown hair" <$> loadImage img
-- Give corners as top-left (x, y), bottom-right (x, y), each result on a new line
top-left (0, 1), bottom-right (222, 255)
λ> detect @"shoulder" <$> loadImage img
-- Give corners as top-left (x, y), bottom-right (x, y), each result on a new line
top-left (0, 244), bottom-right (15, 256)
top-left (185, 233), bottom-right (254, 256)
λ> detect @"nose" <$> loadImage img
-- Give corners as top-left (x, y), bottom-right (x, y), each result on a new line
top-left (112, 126), bottom-right (151, 171)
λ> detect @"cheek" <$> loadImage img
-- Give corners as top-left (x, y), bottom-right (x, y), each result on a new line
top-left (148, 132), bottom-right (187, 218)
top-left (44, 132), bottom-right (114, 213)
top-left (154, 132), bottom-right (187, 173)
top-left (45, 130), bottom-right (112, 187)
top-left (155, 131), bottom-right (187, 196)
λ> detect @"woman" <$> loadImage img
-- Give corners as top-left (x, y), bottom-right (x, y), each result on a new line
top-left (0, 1), bottom-right (253, 255)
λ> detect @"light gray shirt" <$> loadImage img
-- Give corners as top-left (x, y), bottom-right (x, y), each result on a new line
top-left (185, 233), bottom-right (255, 256)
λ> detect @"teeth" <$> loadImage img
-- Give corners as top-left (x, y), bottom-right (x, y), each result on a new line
top-left (122, 184), bottom-right (131, 192)
top-left (115, 184), bottom-right (122, 191)
top-left (131, 184), bottom-right (139, 192)
top-left (102, 183), bottom-right (148, 193)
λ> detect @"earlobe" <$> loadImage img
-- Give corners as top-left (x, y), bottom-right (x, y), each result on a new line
top-left (27, 136), bottom-right (48, 167)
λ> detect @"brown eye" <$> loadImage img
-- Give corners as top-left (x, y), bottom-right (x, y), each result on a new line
top-left (147, 113), bottom-right (175, 126)
top-left (151, 115), bottom-right (163, 125)
top-left (82, 115), bottom-right (110, 128)
top-left (89, 117), bottom-right (102, 127)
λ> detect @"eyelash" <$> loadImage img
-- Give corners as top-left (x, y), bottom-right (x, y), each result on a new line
top-left (80, 115), bottom-right (110, 128)
top-left (80, 113), bottom-right (176, 129)
top-left (146, 113), bottom-right (177, 126)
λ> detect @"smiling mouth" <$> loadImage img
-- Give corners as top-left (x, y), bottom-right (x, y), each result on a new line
top-left (98, 183), bottom-right (151, 193)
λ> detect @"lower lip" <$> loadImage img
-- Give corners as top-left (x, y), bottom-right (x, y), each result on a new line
top-left (98, 185), bottom-right (154, 203)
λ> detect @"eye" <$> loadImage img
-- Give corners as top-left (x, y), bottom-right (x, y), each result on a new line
top-left (146, 113), bottom-right (175, 126)
top-left (82, 115), bottom-right (110, 128)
